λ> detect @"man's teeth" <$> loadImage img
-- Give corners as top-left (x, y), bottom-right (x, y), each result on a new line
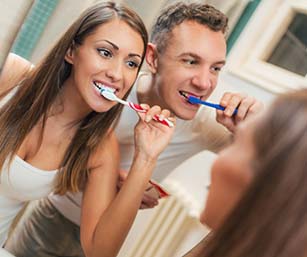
top-left (179, 91), bottom-right (189, 99)
top-left (94, 82), bottom-right (116, 93)
top-left (179, 91), bottom-right (201, 100)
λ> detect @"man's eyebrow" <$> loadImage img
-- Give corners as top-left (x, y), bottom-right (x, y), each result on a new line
top-left (214, 60), bottom-right (226, 66)
top-left (178, 52), bottom-right (200, 59)
top-left (178, 52), bottom-right (226, 65)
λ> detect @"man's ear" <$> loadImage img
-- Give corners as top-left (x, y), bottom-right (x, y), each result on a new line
top-left (64, 43), bottom-right (75, 64)
top-left (145, 43), bottom-right (158, 74)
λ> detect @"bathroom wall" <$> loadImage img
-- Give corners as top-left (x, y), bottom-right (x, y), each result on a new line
top-left (0, 0), bottom-right (33, 68)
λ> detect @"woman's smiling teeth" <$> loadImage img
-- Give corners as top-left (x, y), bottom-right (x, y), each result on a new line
top-left (93, 81), bottom-right (116, 94)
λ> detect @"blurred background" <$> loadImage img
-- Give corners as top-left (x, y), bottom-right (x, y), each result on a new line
top-left (4, 0), bottom-right (307, 104)
top-left (1, 0), bottom-right (307, 256)
top-left (1, 0), bottom-right (254, 63)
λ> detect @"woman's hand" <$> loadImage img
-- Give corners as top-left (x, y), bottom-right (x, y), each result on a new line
top-left (134, 104), bottom-right (176, 162)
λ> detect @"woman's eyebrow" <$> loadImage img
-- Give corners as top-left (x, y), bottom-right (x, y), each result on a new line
top-left (95, 39), bottom-right (119, 50)
top-left (128, 53), bottom-right (142, 59)
top-left (95, 39), bottom-right (142, 59)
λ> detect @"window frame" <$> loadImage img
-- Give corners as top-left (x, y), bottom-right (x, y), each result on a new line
top-left (226, 0), bottom-right (307, 93)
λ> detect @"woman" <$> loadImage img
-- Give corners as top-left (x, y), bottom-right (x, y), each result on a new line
top-left (0, 2), bottom-right (175, 257)
top-left (185, 89), bottom-right (307, 257)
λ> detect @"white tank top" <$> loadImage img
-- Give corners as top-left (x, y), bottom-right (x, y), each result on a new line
top-left (0, 156), bottom-right (58, 247)
top-left (0, 87), bottom-right (59, 246)
top-left (0, 78), bottom-right (59, 246)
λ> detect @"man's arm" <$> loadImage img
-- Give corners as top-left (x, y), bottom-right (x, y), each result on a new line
top-left (195, 92), bottom-right (263, 152)
top-left (193, 106), bottom-right (233, 153)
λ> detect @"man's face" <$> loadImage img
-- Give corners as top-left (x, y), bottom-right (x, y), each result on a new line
top-left (153, 21), bottom-right (227, 120)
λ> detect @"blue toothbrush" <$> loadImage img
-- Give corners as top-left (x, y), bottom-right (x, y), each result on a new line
top-left (188, 96), bottom-right (238, 115)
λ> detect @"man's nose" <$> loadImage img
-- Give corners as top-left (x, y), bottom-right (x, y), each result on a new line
top-left (191, 68), bottom-right (212, 90)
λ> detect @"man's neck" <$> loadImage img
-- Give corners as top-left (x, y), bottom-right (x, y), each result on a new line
top-left (136, 72), bottom-right (162, 107)
top-left (136, 72), bottom-right (176, 118)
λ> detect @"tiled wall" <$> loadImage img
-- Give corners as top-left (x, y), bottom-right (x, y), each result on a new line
top-left (11, 0), bottom-right (59, 59)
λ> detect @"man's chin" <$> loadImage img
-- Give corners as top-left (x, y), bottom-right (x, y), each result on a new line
top-left (173, 109), bottom-right (198, 121)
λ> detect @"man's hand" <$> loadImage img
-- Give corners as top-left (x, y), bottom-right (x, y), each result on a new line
top-left (216, 92), bottom-right (263, 133)
top-left (117, 170), bottom-right (159, 209)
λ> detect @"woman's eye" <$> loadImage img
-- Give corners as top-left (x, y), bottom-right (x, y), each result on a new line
top-left (127, 61), bottom-right (140, 69)
top-left (97, 48), bottom-right (112, 58)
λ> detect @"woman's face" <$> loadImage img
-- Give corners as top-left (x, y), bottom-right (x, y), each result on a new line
top-left (65, 18), bottom-right (145, 113)
top-left (200, 116), bottom-right (259, 230)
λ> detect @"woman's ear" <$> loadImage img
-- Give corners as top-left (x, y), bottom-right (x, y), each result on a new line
top-left (64, 43), bottom-right (75, 64)
top-left (145, 43), bottom-right (158, 74)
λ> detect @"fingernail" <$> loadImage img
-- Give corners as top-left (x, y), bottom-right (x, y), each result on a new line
top-left (140, 103), bottom-right (148, 110)
top-left (145, 115), bottom-right (151, 122)
top-left (159, 115), bottom-right (165, 120)
top-left (225, 109), bottom-right (232, 116)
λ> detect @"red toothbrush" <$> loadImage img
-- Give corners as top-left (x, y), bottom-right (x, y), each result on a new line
top-left (100, 88), bottom-right (174, 127)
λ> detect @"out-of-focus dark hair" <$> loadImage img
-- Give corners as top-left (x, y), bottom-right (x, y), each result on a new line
top-left (198, 89), bottom-right (307, 257)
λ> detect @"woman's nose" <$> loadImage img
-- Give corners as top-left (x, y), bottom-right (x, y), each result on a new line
top-left (105, 59), bottom-right (123, 82)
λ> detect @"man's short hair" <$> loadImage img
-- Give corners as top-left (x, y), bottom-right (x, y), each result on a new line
top-left (150, 2), bottom-right (228, 53)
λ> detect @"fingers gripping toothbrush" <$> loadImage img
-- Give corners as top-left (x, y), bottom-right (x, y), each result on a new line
top-left (179, 92), bottom-right (238, 115)
top-left (96, 86), bottom-right (174, 128)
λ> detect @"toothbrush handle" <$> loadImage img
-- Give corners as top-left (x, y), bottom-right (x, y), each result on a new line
top-left (201, 101), bottom-right (238, 115)
top-left (218, 104), bottom-right (238, 115)
top-left (205, 102), bottom-right (225, 111)
top-left (128, 102), bottom-right (147, 113)
top-left (128, 102), bottom-right (174, 128)
top-left (189, 96), bottom-right (238, 115)
top-left (152, 115), bottom-right (174, 127)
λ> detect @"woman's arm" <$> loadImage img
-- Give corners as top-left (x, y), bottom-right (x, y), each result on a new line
top-left (80, 131), bottom-right (120, 257)
top-left (81, 107), bottom-right (175, 257)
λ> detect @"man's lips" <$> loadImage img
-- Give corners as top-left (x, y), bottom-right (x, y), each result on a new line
top-left (179, 90), bottom-right (201, 100)
top-left (178, 91), bottom-right (203, 109)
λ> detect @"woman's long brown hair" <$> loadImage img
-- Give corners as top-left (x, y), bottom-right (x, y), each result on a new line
top-left (0, 1), bottom-right (148, 194)
top-left (199, 89), bottom-right (307, 257)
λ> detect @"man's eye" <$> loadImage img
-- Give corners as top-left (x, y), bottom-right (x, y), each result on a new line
top-left (97, 48), bottom-right (112, 58)
top-left (211, 66), bottom-right (222, 73)
top-left (183, 59), bottom-right (197, 65)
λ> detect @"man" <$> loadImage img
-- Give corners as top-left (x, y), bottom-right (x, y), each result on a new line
top-left (5, 3), bottom-right (262, 257)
